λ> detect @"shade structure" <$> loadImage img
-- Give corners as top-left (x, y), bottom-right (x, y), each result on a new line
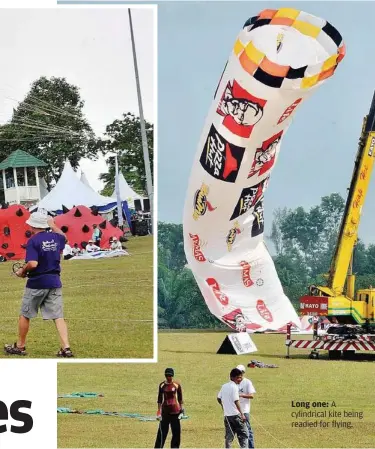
top-left (37, 161), bottom-right (113, 212)
top-left (111, 172), bottom-right (145, 208)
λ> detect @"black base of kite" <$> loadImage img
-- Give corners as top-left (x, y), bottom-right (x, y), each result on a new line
top-left (217, 335), bottom-right (237, 354)
top-left (217, 332), bottom-right (258, 355)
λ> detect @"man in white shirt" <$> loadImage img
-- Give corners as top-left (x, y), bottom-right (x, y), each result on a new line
top-left (110, 237), bottom-right (122, 251)
top-left (236, 364), bottom-right (256, 448)
top-left (62, 243), bottom-right (73, 260)
top-left (72, 244), bottom-right (81, 256)
top-left (85, 240), bottom-right (101, 253)
top-left (217, 368), bottom-right (248, 448)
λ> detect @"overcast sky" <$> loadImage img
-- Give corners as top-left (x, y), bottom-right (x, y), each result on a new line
top-left (158, 1), bottom-right (375, 247)
top-left (0, 7), bottom-right (154, 192)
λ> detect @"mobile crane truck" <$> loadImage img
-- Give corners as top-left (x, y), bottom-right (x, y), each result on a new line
top-left (286, 91), bottom-right (375, 359)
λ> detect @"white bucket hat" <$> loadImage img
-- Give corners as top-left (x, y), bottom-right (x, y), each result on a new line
top-left (236, 364), bottom-right (246, 373)
top-left (26, 211), bottom-right (50, 229)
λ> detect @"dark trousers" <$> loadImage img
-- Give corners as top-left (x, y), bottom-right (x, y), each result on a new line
top-left (224, 415), bottom-right (248, 448)
top-left (154, 414), bottom-right (181, 448)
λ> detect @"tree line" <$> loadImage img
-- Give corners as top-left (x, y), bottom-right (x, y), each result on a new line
top-left (158, 193), bottom-right (375, 329)
top-left (0, 76), bottom-right (153, 196)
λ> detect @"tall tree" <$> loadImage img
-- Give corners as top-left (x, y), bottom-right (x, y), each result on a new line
top-left (0, 76), bottom-right (96, 189)
top-left (98, 113), bottom-right (153, 196)
top-left (270, 193), bottom-right (346, 279)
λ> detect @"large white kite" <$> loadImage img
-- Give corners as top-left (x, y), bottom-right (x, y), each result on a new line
top-left (183, 8), bottom-right (345, 332)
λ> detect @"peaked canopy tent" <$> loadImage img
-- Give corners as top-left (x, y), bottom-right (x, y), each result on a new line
top-left (111, 172), bottom-right (145, 209)
top-left (33, 161), bottom-right (132, 232)
top-left (80, 171), bottom-right (95, 192)
top-left (36, 161), bottom-right (112, 211)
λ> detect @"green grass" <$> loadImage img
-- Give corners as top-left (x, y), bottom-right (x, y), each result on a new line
top-left (0, 235), bottom-right (153, 359)
top-left (58, 332), bottom-right (375, 448)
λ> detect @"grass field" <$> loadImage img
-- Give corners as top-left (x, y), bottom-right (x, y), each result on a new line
top-left (58, 332), bottom-right (375, 448)
top-left (0, 235), bottom-right (153, 359)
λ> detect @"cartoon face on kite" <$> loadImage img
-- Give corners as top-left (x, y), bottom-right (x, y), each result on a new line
top-left (217, 80), bottom-right (266, 138)
top-left (248, 132), bottom-right (283, 179)
top-left (222, 308), bottom-right (247, 332)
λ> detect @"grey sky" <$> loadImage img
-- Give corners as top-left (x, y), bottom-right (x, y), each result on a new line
top-left (158, 1), bottom-right (375, 247)
top-left (0, 7), bottom-right (154, 192)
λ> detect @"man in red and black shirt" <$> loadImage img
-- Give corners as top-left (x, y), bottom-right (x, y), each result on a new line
top-left (154, 367), bottom-right (184, 448)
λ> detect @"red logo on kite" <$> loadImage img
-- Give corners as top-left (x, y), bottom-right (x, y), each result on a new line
top-left (256, 300), bottom-right (273, 322)
top-left (189, 233), bottom-right (206, 262)
top-left (240, 261), bottom-right (254, 288)
top-left (206, 278), bottom-right (229, 306)
top-left (277, 98), bottom-right (302, 125)
top-left (217, 80), bottom-right (266, 138)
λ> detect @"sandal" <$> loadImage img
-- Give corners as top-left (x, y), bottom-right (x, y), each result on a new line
top-left (57, 347), bottom-right (74, 358)
top-left (4, 343), bottom-right (27, 356)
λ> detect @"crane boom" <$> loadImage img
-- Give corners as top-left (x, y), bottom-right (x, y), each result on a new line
top-left (328, 96), bottom-right (375, 295)
top-left (300, 91), bottom-right (375, 326)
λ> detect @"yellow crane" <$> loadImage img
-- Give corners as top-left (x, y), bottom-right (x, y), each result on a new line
top-left (300, 92), bottom-right (375, 328)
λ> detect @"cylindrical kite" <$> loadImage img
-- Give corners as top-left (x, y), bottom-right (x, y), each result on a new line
top-left (183, 8), bottom-right (345, 332)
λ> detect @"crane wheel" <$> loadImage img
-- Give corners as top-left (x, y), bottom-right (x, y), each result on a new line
top-left (342, 350), bottom-right (356, 360)
top-left (328, 350), bottom-right (341, 359)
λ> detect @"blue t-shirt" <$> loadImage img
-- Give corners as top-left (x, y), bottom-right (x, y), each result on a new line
top-left (25, 232), bottom-right (66, 289)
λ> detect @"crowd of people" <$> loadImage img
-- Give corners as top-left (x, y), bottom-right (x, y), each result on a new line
top-left (154, 365), bottom-right (256, 449)
top-left (62, 223), bottom-right (126, 260)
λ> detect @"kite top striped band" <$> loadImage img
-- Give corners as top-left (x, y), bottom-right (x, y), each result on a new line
top-left (234, 8), bottom-right (346, 89)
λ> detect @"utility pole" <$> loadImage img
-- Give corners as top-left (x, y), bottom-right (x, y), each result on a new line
top-left (128, 9), bottom-right (154, 234)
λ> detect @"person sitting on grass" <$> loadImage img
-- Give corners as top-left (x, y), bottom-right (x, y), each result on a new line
top-left (63, 243), bottom-right (74, 260)
top-left (110, 237), bottom-right (122, 251)
top-left (85, 240), bottom-right (101, 253)
top-left (72, 243), bottom-right (81, 256)
top-left (4, 212), bottom-right (73, 358)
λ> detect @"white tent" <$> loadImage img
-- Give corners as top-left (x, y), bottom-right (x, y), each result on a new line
top-left (80, 171), bottom-right (95, 192)
top-left (111, 172), bottom-right (145, 209)
top-left (37, 161), bottom-right (113, 211)
top-left (39, 178), bottom-right (49, 200)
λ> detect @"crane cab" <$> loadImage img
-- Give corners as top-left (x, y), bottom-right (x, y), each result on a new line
top-left (354, 288), bottom-right (375, 323)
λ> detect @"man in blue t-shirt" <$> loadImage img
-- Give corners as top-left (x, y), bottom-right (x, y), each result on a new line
top-left (4, 211), bottom-right (73, 357)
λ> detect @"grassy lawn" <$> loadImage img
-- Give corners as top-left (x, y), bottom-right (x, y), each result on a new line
top-left (0, 235), bottom-right (153, 359)
top-left (58, 332), bottom-right (375, 448)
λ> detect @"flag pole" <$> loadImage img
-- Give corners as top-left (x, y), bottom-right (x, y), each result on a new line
top-left (128, 8), bottom-right (153, 234)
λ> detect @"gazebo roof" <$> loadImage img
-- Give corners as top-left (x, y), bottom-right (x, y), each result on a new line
top-left (0, 150), bottom-right (47, 170)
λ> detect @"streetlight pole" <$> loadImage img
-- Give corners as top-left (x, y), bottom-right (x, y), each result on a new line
top-left (128, 8), bottom-right (154, 234)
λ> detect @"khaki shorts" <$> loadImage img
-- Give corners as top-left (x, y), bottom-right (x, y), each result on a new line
top-left (20, 288), bottom-right (63, 320)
